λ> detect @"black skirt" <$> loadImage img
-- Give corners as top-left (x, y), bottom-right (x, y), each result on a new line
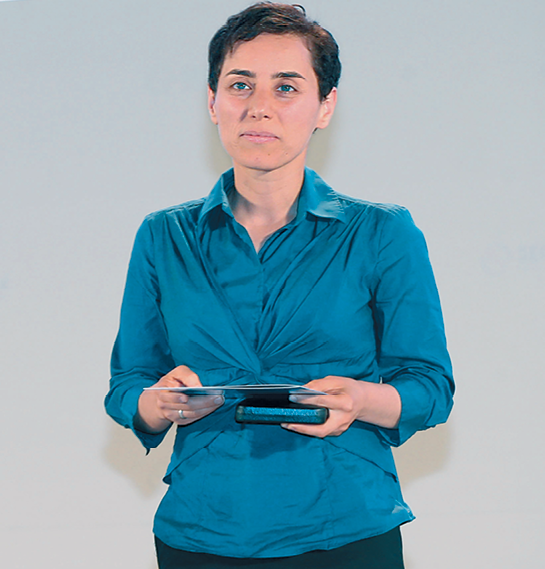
top-left (155, 526), bottom-right (404, 569)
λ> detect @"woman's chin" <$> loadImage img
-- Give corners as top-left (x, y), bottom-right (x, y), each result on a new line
top-left (231, 154), bottom-right (306, 176)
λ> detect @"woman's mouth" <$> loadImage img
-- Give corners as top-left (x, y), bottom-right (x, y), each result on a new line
top-left (240, 131), bottom-right (279, 143)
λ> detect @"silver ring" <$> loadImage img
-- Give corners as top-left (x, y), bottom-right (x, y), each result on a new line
top-left (178, 409), bottom-right (185, 420)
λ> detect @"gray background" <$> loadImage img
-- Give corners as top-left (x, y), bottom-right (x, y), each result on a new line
top-left (1, 0), bottom-right (543, 567)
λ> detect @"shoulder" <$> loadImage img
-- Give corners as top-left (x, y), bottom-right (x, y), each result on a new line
top-left (130, 198), bottom-right (206, 254)
top-left (336, 192), bottom-right (409, 218)
top-left (334, 192), bottom-right (418, 236)
top-left (142, 198), bottom-right (206, 228)
top-left (137, 198), bottom-right (207, 237)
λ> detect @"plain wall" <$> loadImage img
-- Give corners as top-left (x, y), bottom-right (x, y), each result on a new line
top-left (1, 1), bottom-right (543, 567)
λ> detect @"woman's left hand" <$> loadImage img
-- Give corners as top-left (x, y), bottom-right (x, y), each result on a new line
top-left (282, 376), bottom-right (365, 438)
top-left (282, 375), bottom-right (402, 438)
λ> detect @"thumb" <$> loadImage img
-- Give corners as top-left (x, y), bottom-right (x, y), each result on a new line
top-left (168, 365), bottom-right (202, 387)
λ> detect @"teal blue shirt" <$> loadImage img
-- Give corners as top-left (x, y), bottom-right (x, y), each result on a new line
top-left (105, 168), bottom-right (454, 558)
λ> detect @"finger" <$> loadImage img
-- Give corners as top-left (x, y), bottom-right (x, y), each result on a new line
top-left (169, 366), bottom-right (202, 387)
top-left (162, 395), bottom-right (223, 414)
top-left (157, 391), bottom-right (190, 405)
top-left (289, 393), bottom-right (341, 409)
top-left (281, 409), bottom-right (352, 438)
top-left (171, 395), bottom-right (224, 420)
top-left (302, 377), bottom-right (341, 391)
top-left (291, 377), bottom-right (344, 401)
top-left (282, 420), bottom-right (348, 438)
top-left (155, 367), bottom-right (203, 403)
top-left (281, 422), bottom-right (331, 438)
top-left (185, 395), bottom-right (224, 411)
top-left (171, 400), bottom-right (224, 425)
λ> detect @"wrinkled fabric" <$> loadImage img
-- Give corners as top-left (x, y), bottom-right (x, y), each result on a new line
top-left (105, 168), bottom-right (454, 558)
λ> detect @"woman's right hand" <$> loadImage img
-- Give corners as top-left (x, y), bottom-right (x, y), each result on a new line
top-left (135, 365), bottom-right (225, 434)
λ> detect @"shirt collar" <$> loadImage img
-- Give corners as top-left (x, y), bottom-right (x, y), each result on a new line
top-left (198, 167), bottom-right (346, 225)
top-left (198, 168), bottom-right (236, 223)
top-left (296, 167), bottom-right (346, 224)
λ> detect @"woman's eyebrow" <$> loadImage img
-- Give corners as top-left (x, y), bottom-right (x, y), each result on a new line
top-left (224, 69), bottom-right (306, 80)
top-left (273, 71), bottom-right (306, 80)
top-left (225, 69), bottom-right (255, 78)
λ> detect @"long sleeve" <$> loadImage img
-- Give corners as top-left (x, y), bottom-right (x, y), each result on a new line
top-left (104, 218), bottom-right (176, 450)
top-left (102, 171), bottom-right (446, 555)
top-left (370, 207), bottom-right (454, 446)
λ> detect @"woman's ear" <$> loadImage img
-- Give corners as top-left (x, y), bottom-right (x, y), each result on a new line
top-left (208, 87), bottom-right (218, 125)
top-left (316, 87), bottom-right (337, 130)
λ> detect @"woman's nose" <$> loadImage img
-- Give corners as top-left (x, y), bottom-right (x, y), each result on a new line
top-left (248, 89), bottom-right (273, 120)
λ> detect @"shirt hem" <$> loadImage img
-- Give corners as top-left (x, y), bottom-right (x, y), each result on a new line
top-left (153, 514), bottom-right (415, 559)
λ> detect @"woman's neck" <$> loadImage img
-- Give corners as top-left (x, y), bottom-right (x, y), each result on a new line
top-left (229, 164), bottom-right (305, 251)
top-left (230, 164), bottom-right (304, 225)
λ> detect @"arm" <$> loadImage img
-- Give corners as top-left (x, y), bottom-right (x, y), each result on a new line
top-left (284, 376), bottom-right (400, 437)
top-left (135, 365), bottom-right (224, 434)
top-left (104, 219), bottom-right (223, 448)
top-left (284, 207), bottom-right (454, 442)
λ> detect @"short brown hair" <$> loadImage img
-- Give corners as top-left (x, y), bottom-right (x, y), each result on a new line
top-left (208, 2), bottom-right (341, 101)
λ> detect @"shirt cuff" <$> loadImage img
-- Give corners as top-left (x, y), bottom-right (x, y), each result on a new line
top-left (107, 382), bottom-right (172, 452)
top-left (375, 376), bottom-right (432, 447)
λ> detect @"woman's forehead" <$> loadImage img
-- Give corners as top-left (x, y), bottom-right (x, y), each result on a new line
top-left (222, 33), bottom-right (314, 74)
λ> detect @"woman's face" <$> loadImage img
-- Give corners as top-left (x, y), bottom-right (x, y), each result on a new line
top-left (208, 33), bottom-right (336, 176)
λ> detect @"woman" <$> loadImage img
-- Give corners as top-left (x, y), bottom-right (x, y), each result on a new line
top-left (105, 3), bottom-right (454, 568)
